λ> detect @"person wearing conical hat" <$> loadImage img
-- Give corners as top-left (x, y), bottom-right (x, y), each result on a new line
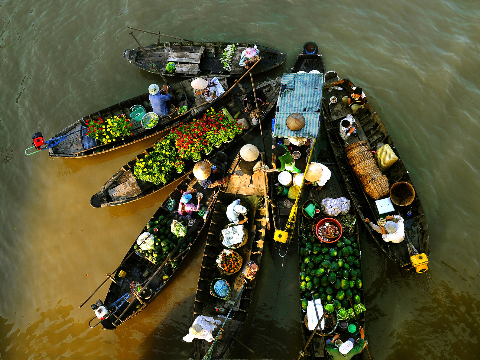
top-left (149, 84), bottom-right (172, 117)
top-left (193, 154), bottom-right (236, 189)
top-left (305, 162), bottom-right (332, 190)
top-left (178, 190), bottom-right (202, 217)
top-left (237, 144), bottom-right (266, 176)
top-left (191, 77), bottom-right (225, 102)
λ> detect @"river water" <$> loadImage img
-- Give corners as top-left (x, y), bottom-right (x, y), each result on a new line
top-left (1, 0), bottom-right (480, 359)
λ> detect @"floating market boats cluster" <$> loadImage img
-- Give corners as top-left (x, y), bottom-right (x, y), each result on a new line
top-left (26, 33), bottom-right (431, 359)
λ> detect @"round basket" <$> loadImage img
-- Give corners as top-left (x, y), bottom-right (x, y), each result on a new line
top-left (130, 105), bottom-right (146, 122)
top-left (304, 310), bottom-right (339, 335)
top-left (210, 278), bottom-right (231, 300)
top-left (141, 112), bottom-right (159, 129)
top-left (314, 218), bottom-right (342, 243)
top-left (216, 249), bottom-right (243, 275)
top-left (345, 140), bottom-right (368, 153)
top-left (364, 175), bottom-right (390, 200)
top-left (221, 223), bottom-right (248, 249)
top-left (390, 181), bottom-right (415, 206)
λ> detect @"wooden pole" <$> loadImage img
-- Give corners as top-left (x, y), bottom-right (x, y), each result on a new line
top-left (348, 298), bottom-right (372, 360)
top-left (127, 27), bottom-right (194, 42)
top-left (129, 32), bottom-right (169, 84)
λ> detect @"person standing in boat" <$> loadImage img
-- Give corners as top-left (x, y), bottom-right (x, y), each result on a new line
top-left (365, 215), bottom-right (405, 243)
top-left (191, 77), bottom-right (225, 102)
top-left (178, 190), bottom-right (202, 217)
top-left (149, 84), bottom-right (172, 117)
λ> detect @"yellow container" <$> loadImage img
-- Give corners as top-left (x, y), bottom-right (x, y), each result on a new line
top-left (118, 270), bottom-right (127, 278)
top-left (411, 253), bottom-right (428, 273)
top-left (274, 230), bottom-right (289, 243)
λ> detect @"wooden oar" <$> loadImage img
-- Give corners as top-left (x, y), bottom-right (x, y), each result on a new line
top-left (129, 32), bottom-right (168, 84)
top-left (348, 298), bottom-right (372, 360)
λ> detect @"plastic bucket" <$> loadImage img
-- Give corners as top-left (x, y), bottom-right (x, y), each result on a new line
top-left (278, 171), bottom-right (293, 187)
top-left (130, 105), bottom-right (146, 122)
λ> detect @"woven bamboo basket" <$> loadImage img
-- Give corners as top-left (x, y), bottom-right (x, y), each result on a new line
top-left (345, 140), bottom-right (368, 153)
top-left (390, 181), bottom-right (415, 206)
top-left (364, 175), bottom-right (390, 199)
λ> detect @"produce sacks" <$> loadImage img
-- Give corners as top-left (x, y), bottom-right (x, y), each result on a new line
top-left (375, 144), bottom-right (398, 172)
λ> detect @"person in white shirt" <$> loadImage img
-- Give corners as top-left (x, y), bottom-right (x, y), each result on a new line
top-left (365, 215), bottom-right (405, 243)
top-left (226, 199), bottom-right (248, 225)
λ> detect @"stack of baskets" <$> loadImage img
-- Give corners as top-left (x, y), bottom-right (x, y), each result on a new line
top-left (345, 141), bottom-right (389, 200)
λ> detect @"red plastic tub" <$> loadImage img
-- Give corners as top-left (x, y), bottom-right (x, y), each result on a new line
top-left (314, 218), bottom-right (343, 243)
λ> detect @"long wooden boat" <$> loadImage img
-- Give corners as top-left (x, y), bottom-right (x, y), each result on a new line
top-left (322, 73), bottom-right (429, 273)
top-left (191, 152), bottom-right (268, 359)
top-left (90, 78), bottom-right (281, 208)
top-left (296, 120), bottom-right (367, 359)
top-left (46, 77), bottom-right (230, 158)
top-left (269, 42), bottom-right (326, 253)
top-left (87, 162), bottom-right (227, 330)
top-left (124, 38), bottom-right (286, 78)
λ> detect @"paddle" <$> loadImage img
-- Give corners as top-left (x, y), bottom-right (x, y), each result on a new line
top-left (129, 32), bottom-right (168, 84)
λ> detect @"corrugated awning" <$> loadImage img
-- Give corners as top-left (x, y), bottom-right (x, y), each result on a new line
top-left (273, 72), bottom-right (323, 139)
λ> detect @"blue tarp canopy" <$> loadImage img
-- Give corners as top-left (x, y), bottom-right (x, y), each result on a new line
top-left (273, 72), bottom-right (323, 139)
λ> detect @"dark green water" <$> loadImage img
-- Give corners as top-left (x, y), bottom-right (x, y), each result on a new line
top-left (1, 0), bottom-right (479, 359)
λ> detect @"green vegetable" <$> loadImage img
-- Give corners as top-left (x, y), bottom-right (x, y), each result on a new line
top-left (300, 272), bottom-right (306, 281)
top-left (336, 240), bottom-right (345, 248)
top-left (340, 279), bottom-right (349, 290)
top-left (301, 299), bottom-right (308, 311)
top-left (316, 268), bottom-right (325, 277)
top-left (321, 276), bottom-right (329, 287)
top-left (313, 293), bottom-right (320, 299)
top-left (308, 261), bottom-right (315, 269)
top-left (304, 256), bottom-right (311, 264)
top-left (356, 279), bottom-right (363, 289)
top-left (329, 248), bottom-right (338, 257)
top-left (333, 300), bottom-right (342, 310)
top-left (336, 290), bottom-right (345, 301)
top-left (328, 272), bottom-right (337, 284)
top-left (343, 238), bottom-right (352, 246)
top-left (305, 275), bottom-right (312, 283)
top-left (321, 247), bottom-right (329, 254)
top-left (307, 282), bottom-right (313, 291)
top-left (349, 280), bottom-right (356, 289)
top-left (326, 286), bottom-right (334, 295)
top-left (300, 281), bottom-right (307, 292)
top-left (337, 259), bottom-right (344, 268)
top-left (334, 279), bottom-right (342, 290)
top-left (322, 260), bottom-right (331, 269)
top-left (342, 269), bottom-right (349, 279)
top-left (354, 294), bottom-right (361, 304)
top-left (324, 304), bottom-right (334, 313)
top-left (313, 243), bottom-right (321, 255)
top-left (326, 294), bottom-right (334, 302)
top-left (313, 277), bottom-right (321, 287)
top-left (314, 255), bottom-right (323, 264)
top-left (330, 262), bottom-right (339, 272)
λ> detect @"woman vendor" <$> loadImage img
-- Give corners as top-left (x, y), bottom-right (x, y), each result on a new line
top-left (178, 190), bottom-right (202, 217)
top-left (226, 199), bottom-right (248, 225)
top-left (190, 77), bottom-right (225, 102)
top-left (365, 215), bottom-right (405, 243)
top-left (193, 153), bottom-right (235, 189)
top-left (304, 162), bottom-right (332, 190)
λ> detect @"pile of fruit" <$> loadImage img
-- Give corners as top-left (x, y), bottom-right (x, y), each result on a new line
top-left (299, 233), bottom-right (365, 320)
top-left (217, 249), bottom-right (243, 274)
top-left (133, 214), bottom-right (190, 275)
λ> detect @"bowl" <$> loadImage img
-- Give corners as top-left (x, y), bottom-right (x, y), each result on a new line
top-left (314, 218), bottom-right (342, 243)
top-left (141, 112), bottom-right (159, 129)
top-left (130, 105), bottom-right (146, 122)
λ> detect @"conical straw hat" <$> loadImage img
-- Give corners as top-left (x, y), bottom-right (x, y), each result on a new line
top-left (293, 173), bottom-right (304, 187)
top-left (286, 113), bottom-right (305, 131)
top-left (240, 144), bottom-right (259, 162)
top-left (193, 161), bottom-right (212, 180)
top-left (191, 78), bottom-right (208, 90)
top-left (305, 162), bottom-right (323, 182)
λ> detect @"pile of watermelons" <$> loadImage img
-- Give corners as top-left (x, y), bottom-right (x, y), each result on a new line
top-left (299, 233), bottom-right (365, 318)
top-left (133, 214), bottom-right (190, 274)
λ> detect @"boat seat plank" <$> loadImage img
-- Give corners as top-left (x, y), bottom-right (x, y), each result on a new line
top-left (168, 51), bottom-right (203, 64)
top-left (174, 63), bottom-right (200, 75)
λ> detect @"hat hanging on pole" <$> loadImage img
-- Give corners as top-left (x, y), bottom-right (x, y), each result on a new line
top-left (191, 78), bottom-right (208, 90)
top-left (240, 144), bottom-right (259, 162)
top-left (286, 113), bottom-right (305, 131)
top-left (193, 161), bottom-right (212, 180)
top-left (148, 84), bottom-right (160, 95)
top-left (305, 162), bottom-right (323, 182)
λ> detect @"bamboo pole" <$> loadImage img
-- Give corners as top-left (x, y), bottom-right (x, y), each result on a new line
top-left (129, 32), bottom-right (169, 84)
top-left (127, 27), bottom-right (194, 42)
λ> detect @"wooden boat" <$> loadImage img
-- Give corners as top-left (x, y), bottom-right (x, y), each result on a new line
top-left (295, 120), bottom-right (367, 359)
top-left (269, 42), bottom-right (326, 253)
top-left (322, 73), bottom-right (429, 273)
top-left (190, 152), bottom-right (268, 359)
top-left (46, 77), bottom-right (232, 158)
top-left (87, 162), bottom-right (228, 330)
top-left (90, 78), bottom-right (281, 207)
top-left (124, 37), bottom-right (286, 78)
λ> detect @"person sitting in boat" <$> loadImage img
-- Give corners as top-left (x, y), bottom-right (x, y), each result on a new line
top-left (304, 162), bottom-right (332, 190)
top-left (191, 77), bottom-right (225, 102)
top-left (365, 215), bottom-right (405, 243)
top-left (193, 157), bottom-right (236, 189)
top-left (342, 86), bottom-right (366, 115)
top-left (243, 88), bottom-right (268, 126)
top-left (183, 315), bottom-right (222, 343)
top-left (178, 190), bottom-right (202, 217)
top-left (326, 326), bottom-right (366, 360)
top-left (237, 144), bottom-right (270, 178)
top-left (339, 114), bottom-right (357, 141)
top-left (149, 84), bottom-right (172, 117)
top-left (226, 199), bottom-right (248, 225)
top-left (239, 46), bottom-right (260, 69)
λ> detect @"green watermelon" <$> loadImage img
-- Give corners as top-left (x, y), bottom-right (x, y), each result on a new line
top-left (336, 290), bottom-right (345, 301)
top-left (326, 286), bottom-right (334, 295)
top-left (336, 240), bottom-right (345, 248)
top-left (321, 276), bottom-right (329, 287)
top-left (329, 248), bottom-right (338, 257)
top-left (334, 279), bottom-right (342, 290)
top-left (337, 259), bottom-right (344, 268)
top-left (301, 299), bottom-right (308, 311)
top-left (330, 262), bottom-right (339, 272)
top-left (322, 260), bottom-right (331, 269)
top-left (333, 300), bottom-right (342, 310)
top-left (354, 294), bottom-right (361, 304)
top-left (328, 272), bottom-right (337, 284)
top-left (340, 279), bottom-right (349, 290)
